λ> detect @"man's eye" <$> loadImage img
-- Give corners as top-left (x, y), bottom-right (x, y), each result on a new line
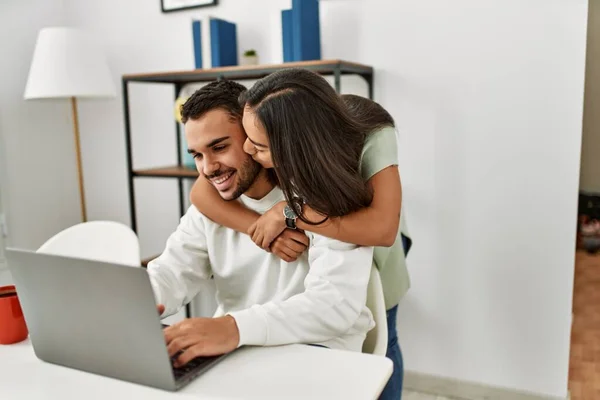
top-left (193, 153), bottom-right (202, 159)
top-left (213, 145), bottom-right (227, 152)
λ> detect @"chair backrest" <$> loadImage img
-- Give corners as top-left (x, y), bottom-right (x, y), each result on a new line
top-left (37, 221), bottom-right (140, 267)
top-left (363, 264), bottom-right (388, 356)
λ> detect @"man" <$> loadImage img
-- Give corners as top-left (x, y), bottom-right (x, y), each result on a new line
top-left (147, 80), bottom-right (375, 367)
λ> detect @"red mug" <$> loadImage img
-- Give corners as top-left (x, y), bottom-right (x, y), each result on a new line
top-left (0, 285), bottom-right (28, 344)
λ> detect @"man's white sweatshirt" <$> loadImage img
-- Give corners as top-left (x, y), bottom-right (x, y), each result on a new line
top-left (147, 187), bottom-right (375, 352)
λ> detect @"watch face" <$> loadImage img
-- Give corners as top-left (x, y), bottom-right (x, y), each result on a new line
top-left (283, 205), bottom-right (297, 219)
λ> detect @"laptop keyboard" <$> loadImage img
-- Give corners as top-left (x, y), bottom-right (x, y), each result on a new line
top-left (172, 355), bottom-right (220, 380)
top-left (161, 324), bottom-right (220, 381)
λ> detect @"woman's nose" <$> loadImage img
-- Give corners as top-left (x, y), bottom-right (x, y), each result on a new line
top-left (243, 138), bottom-right (256, 155)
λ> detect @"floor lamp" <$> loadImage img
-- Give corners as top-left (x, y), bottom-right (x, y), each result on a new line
top-left (24, 27), bottom-right (115, 222)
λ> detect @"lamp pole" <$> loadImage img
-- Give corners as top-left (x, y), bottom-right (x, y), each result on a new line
top-left (70, 97), bottom-right (86, 222)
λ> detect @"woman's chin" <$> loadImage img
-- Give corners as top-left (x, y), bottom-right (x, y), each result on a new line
top-left (258, 160), bottom-right (274, 169)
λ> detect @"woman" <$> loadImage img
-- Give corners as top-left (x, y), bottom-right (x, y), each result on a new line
top-left (190, 69), bottom-right (409, 400)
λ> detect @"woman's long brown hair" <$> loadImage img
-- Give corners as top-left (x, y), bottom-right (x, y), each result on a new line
top-left (341, 94), bottom-right (395, 132)
top-left (240, 69), bottom-right (393, 223)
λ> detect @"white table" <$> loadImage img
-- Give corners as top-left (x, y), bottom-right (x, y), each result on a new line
top-left (0, 338), bottom-right (392, 400)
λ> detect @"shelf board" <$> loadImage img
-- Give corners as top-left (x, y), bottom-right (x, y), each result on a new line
top-left (133, 166), bottom-right (199, 179)
top-left (122, 59), bottom-right (373, 84)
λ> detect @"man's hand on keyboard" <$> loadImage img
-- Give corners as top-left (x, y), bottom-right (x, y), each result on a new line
top-left (164, 316), bottom-right (240, 367)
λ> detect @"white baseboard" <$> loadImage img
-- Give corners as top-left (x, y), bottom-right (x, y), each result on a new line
top-left (404, 370), bottom-right (568, 400)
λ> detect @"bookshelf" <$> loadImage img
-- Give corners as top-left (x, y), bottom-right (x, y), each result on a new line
top-left (122, 59), bottom-right (375, 266)
top-left (133, 166), bottom-right (199, 179)
top-left (123, 59), bottom-right (373, 87)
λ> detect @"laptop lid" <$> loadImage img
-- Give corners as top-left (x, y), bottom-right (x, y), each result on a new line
top-left (5, 248), bottom-right (177, 391)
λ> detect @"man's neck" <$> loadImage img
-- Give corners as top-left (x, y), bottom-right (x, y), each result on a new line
top-left (243, 169), bottom-right (275, 200)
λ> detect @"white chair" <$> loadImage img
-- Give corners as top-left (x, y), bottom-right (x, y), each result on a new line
top-left (362, 264), bottom-right (388, 356)
top-left (37, 221), bottom-right (140, 266)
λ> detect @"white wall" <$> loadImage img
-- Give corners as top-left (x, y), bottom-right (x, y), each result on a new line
top-left (580, 0), bottom-right (600, 194)
top-left (0, 0), bottom-right (84, 254)
top-left (59, 0), bottom-right (589, 398)
top-left (388, 1), bottom-right (585, 397)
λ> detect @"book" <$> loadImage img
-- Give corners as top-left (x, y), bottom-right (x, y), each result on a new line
top-left (282, 9), bottom-right (295, 62)
top-left (292, 0), bottom-right (321, 61)
top-left (281, 0), bottom-right (322, 63)
top-left (192, 16), bottom-right (238, 69)
top-left (192, 20), bottom-right (203, 69)
top-left (210, 18), bottom-right (238, 67)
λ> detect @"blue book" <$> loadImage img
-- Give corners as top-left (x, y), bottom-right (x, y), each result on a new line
top-left (192, 20), bottom-right (203, 69)
top-left (210, 18), bottom-right (238, 67)
top-left (282, 9), bottom-right (295, 62)
top-left (292, 0), bottom-right (321, 61)
top-left (192, 17), bottom-right (238, 69)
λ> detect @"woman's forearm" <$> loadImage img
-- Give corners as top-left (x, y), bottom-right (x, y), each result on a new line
top-left (296, 166), bottom-right (401, 247)
top-left (296, 206), bottom-right (398, 247)
top-left (190, 177), bottom-right (260, 234)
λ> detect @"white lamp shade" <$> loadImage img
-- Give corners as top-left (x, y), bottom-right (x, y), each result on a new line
top-left (24, 27), bottom-right (116, 99)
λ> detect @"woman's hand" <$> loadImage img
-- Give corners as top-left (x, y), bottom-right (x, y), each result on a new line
top-left (248, 201), bottom-right (287, 249)
top-left (269, 229), bottom-right (310, 262)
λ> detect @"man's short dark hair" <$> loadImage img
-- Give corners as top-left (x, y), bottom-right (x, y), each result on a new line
top-left (180, 80), bottom-right (247, 124)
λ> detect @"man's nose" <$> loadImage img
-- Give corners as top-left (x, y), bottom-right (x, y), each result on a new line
top-left (202, 156), bottom-right (220, 177)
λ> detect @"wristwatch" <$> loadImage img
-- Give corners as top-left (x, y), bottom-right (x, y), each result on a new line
top-left (283, 203), bottom-right (299, 229)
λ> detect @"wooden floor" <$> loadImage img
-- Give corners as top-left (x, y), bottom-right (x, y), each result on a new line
top-left (569, 250), bottom-right (600, 399)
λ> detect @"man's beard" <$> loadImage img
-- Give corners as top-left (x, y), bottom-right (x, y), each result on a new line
top-left (206, 157), bottom-right (262, 201)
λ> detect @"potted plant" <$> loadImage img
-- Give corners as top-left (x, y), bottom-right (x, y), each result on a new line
top-left (241, 49), bottom-right (259, 66)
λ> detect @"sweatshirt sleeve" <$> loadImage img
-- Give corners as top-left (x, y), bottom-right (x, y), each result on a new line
top-left (147, 206), bottom-right (212, 317)
top-left (229, 234), bottom-right (373, 347)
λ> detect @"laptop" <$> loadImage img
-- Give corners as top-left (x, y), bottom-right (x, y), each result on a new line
top-left (5, 248), bottom-right (228, 391)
